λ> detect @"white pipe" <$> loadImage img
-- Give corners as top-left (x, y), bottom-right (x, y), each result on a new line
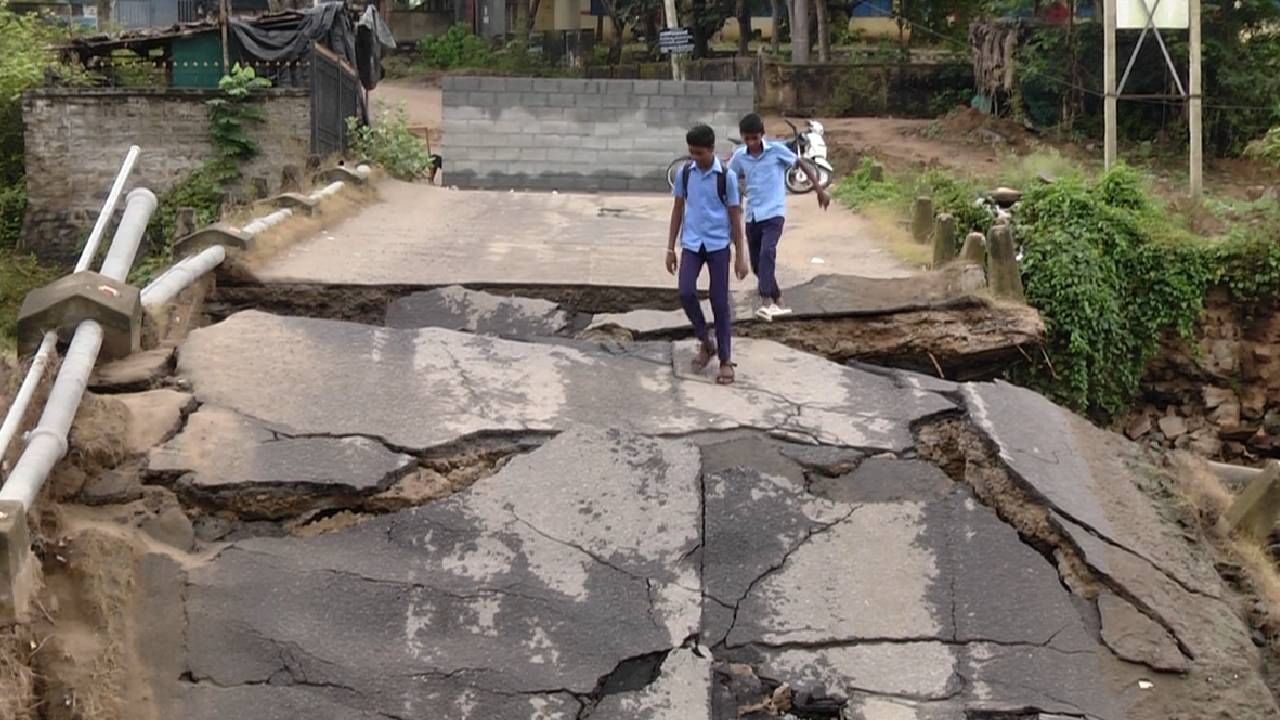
top-left (0, 322), bottom-right (103, 509)
top-left (355, 164), bottom-right (372, 180)
top-left (0, 332), bottom-right (57, 471)
top-left (141, 245), bottom-right (226, 308)
top-left (0, 186), bottom-right (156, 510)
top-left (75, 146), bottom-right (140, 273)
top-left (309, 181), bottom-right (345, 201)
top-left (242, 208), bottom-right (293, 236)
top-left (99, 189), bottom-right (158, 280)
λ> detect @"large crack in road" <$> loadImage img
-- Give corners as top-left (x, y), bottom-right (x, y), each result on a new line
top-left (17, 287), bottom-right (1280, 720)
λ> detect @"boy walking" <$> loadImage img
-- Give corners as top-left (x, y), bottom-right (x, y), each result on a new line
top-left (666, 125), bottom-right (749, 385)
top-left (729, 113), bottom-right (830, 321)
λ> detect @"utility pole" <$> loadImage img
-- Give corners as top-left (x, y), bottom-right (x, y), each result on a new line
top-left (1103, 0), bottom-right (1116, 170)
top-left (1188, 0), bottom-right (1202, 198)
top-left (792, 0), bottom-right (809, 64)
top-left (663, 0), bottom-right (685, 80)
top-left (219, 0), bottom-right (231, 72)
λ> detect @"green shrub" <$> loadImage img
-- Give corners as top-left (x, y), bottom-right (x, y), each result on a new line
top-left (831, 157), bottom-right (901, 210)
top-left (1014, 167), bottom-right (1214, 418)
top-left (417, 24), bottom-right (493, 69)
top-left (0, 246), bottom-right (57, 350)
top-left (912, 168), bottom-right (993, 235)
top-left (346, 103), bottom-right (433, 180)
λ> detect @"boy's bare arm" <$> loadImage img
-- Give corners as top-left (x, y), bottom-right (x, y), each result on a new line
top-left (797, 159), bottom-right (831, 209)
top-left (729, 206), bottom-right (749, 279)
top-left (666, 198), bottom-right (684, 275)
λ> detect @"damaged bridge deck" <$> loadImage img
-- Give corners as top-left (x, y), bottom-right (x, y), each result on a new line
top-left (114, 310), bottom-right (1275, 720)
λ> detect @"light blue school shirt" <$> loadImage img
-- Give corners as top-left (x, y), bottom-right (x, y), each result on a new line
top-left (729, 140), bottom-right (799, 223)
top-left (672, 156), bottom-right (741, 253)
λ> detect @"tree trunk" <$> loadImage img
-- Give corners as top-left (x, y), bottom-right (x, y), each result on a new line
top-left (527, 0), bottom-right (541, 42)
top-left (516, 0), bottom-right (530, 45)
top-left (609, 17), bottom-right (625, 64)
top-left (770, 0), bottom-right (780, 54)
top-left (815, 0), bottom-right (829, 62)
top-left (645, 10), bottom-right (659, 57)
top-left (693, 0), bottom-right (710, 56)
top-left (737, 0), bottom-right (750, 55)
top-left (792, 0), bottom-right (810, 63)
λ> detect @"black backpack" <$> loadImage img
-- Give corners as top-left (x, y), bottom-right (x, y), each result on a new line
top-left (681, 161), bottom-right (728, 206)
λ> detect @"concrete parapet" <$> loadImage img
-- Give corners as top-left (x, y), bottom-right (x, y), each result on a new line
top-left (174, 223), bottom-right (253, 259)
top-left (17, 271), bottom-right (142, 360)
top-left (0, 501), bottom-right (33, 624)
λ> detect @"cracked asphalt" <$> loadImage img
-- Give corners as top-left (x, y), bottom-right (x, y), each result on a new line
top-left (139, 300), bottom-right (1280, 720)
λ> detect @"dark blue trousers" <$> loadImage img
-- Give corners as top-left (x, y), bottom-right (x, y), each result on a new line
top-left (678, 246), bottom-right (732, 364)
top-left (747, 216), bottom-right (785, 300)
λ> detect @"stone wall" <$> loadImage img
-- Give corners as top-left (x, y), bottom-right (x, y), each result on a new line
top-left (1125, 289), bottom-right (1280, 462)
top-left (20, 88), bottom-right (312, 263)
top-left (441, 77), bottom-right (754, 192)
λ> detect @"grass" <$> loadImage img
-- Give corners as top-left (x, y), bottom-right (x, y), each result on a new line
top-left (1172, 453), bottom-right (1280, 629)
top-left (0, 248), bottom-right (58, 354)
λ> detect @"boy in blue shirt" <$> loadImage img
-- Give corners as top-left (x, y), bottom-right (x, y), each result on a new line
top-left (666, 125), bottom-right (749, 385)
top-left (729, 113), bottom-right (830, 321)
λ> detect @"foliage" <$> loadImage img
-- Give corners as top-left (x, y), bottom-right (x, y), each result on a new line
top-left (1244, 120), bottom-right (1280, 168)
top-left (418, 24), bottom-right (495, 69)
top-left (912, 168), bottom-right (992, 234)
top-left (346, 103), bottom-right (433, 180)
top-left (142, 64), bottom-right (271, 281)
top-left (0, 2), bottom-right (88, 249)
top-left (109, 50), bottom-right (165, 88)
top-left (207, 64), bottom-right (272, 168)
top-left (0, 246), bottom-right (57, 350)
top-left (831, 157), bottom-right (902, 209)
top-left (1014, 165), bottom-right (1215, 418)
top-left (0, 182), bottom-right (23, 247)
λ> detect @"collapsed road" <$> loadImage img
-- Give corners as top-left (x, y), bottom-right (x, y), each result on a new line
top-left (5, 184), bottom-right (1278, 720)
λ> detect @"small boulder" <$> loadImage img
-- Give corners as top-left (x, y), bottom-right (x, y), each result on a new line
top-left (1158, 415), bottom-right (1188, 439)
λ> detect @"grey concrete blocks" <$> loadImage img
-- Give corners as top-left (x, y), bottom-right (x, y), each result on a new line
top-left (17, 271), bottom-right (142, 360)
top-left (443, 78), bottom-right (750, 191)
top-left (0, 501), bottom-right (33, 623)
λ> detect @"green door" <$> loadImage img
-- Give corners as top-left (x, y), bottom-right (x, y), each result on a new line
top-left (171, 32), bottom-right (225, 88)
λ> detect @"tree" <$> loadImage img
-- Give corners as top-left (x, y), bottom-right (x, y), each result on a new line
top-left (736, 0), bottom-right (749, 55)
top-left (770, 0), bottom-right (780, 54)
top-left (815, 0), bottom-right (829, 61)
top-left (791, 0), bottom-right (810, 62)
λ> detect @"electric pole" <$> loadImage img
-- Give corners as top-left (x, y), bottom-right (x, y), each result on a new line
top-left (1103, 0), bottom-right (1116, 170)
top-left (1189, 0), bottom-right (1202, 197)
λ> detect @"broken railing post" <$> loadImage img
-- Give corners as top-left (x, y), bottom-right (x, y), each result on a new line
top-left (0, 501), bottom-right (32, 623)
top-left (961, 231), bottom-right (986, 264)
top-left (931, 213), bottom-right (957, 269)
top-left (911, 196), bottom-right (933, 244)
top-left (868, 161), bottom-right (884, 182)
top-left (1222, 461), bottom-right (1280, 541)
top-left (986, 224), bottom-right (1024, 301)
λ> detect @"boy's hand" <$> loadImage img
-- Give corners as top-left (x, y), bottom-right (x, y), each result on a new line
top-left (817, 189), bottom-right (831, 210)
top-left (666, 249), bottom-right (678, 276)
top-left (734, 253), bottom-right (749, 280)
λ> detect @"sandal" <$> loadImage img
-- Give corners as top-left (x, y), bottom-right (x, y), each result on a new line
top-left (716, 362), bottom-right (737, 385)
top-left (692, 339), bottom-right (717, 372)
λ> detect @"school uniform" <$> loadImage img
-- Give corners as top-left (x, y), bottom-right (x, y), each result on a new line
top-left (729, 140), bottom-right (798, 301)
top-left (672, 156), bottom-right (741, 364)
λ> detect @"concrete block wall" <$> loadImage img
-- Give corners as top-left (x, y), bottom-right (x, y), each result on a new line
top-left (441, 77), bottom-right (755, 192)
top-left (21, 88), bottom-right (311, 263)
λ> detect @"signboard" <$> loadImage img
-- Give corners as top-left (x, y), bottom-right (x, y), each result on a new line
top-left (659, 28), bottom-right (694, 54)
top-left (1117, 0), bottom-right (1188, 29)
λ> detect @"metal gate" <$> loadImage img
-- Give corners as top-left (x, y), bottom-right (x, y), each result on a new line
top-left (310, 46), bottom-right (361, 157)
top-left (114, 0), bottom-right (154, 28)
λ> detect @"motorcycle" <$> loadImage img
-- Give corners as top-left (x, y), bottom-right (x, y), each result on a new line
top-left (664, 119), bottom-right (834, 195)
top-left (782, 118), bottom-right (834, 195)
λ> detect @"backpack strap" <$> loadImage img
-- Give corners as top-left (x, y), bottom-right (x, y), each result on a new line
top-left (682, 160), bottom-right (729, 207)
